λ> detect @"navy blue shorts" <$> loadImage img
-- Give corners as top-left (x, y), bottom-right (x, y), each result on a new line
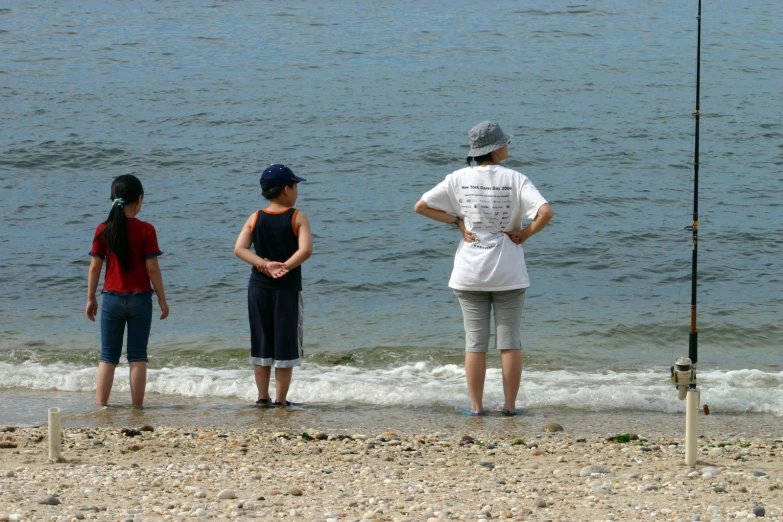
top-left (100, 292), bottom-right (153, 364)
top-left (248, 287), bottom-right (303, 368)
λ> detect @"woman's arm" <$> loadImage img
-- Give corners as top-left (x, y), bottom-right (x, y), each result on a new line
top-left (145, 257), bottom-right (169, 320)
top-left (85, 256), bottom-right (103, 321)
top-left (282, 211), bottom-right (313, 271)
top-left (414, 199), bottom-right (475, 243)
top-left (506, 203), bottom-right (554, 245)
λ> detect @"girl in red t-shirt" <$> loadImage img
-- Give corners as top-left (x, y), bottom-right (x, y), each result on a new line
top-left (86, 174), bottom-right (169, 407)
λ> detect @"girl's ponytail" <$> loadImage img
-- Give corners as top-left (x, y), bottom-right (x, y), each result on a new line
top-left (101, 175), bottom-right (144, 272)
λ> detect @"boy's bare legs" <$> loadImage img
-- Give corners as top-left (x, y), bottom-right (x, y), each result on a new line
top-left (500, 349), bottom-right (522, 412)
top-left (129, 361), bottom-right (147, 407)
top-left (274, 367), bottom-right (293, 405)
top-left (96, 362), bottom-right (116, 406)
top-left (465, 352), bottom-right (486, 414)
top-left (253, 365), bottom-right (272, 401)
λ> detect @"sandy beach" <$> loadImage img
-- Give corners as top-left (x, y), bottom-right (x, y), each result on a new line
top-left (1, 410), bottom-right (781, 522)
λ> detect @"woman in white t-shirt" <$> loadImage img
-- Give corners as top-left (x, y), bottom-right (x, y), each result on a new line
top-left (414, 120), bottom-right (553, 416)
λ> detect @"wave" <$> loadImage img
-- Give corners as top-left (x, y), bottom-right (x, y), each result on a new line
top-left (1, 361), bottom-right (780, 416)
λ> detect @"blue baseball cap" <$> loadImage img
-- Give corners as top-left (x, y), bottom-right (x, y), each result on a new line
top-left (260, 164), bottom-right (307, 189)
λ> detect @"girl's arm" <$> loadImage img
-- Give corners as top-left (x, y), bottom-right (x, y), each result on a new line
top-left (414, 199), bottom-right (475, 243)
top-left (145, 257), bottom-right (169, 320)
top-left (282, 211), bottom-right (313, 270)
top-left (233, 214), bottom-right (287, 278)
top-left (85, 256), bottom-right (103, 322)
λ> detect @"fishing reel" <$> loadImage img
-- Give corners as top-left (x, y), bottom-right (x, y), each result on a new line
top-left (671, 357), bottom-right (697, 400)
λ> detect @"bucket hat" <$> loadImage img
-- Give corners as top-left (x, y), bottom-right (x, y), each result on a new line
top-left (260, 164), bottom-right (307, 189)
top-left (467, 121), bottom-right (512, 157)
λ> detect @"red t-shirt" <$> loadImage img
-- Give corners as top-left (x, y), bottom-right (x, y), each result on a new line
top-left (90, 217), bottom-right (162, 293)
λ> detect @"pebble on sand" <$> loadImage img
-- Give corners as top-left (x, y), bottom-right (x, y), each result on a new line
top-left (217, 489), bottom-right (236, 499)
top-left (33, 495), bottom-right (61, 505)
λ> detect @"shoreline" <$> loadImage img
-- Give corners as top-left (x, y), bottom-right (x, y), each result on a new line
top-left (1, 407), bottom-right (782, 521)
top-left (3, 388), bottom-right (783, 438)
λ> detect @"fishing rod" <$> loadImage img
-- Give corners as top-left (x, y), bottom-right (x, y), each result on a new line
top-left (671, 0), bottom-right (706, 467)
top-left (689, 0), bottom-right (701, 368)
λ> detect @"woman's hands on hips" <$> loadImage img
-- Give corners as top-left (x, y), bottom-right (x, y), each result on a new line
top-left (505, 229), bottom-right (530, 245)
top-left (457, 219), bottom-right (476, 243)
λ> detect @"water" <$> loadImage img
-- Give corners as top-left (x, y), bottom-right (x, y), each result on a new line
top-left (1, 0), bottom-right (782, 426)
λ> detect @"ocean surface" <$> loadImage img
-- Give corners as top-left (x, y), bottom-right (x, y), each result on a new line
top-left (1, 0), bottom-right (781, 427)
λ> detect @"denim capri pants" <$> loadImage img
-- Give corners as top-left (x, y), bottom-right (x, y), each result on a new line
top-left (453, 289), bottom-right (526, 352)
top-left (100, 292), bottom-right (153, 364)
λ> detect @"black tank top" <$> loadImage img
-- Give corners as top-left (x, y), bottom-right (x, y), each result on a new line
top-left (248, 208), bottom-right (302, 291)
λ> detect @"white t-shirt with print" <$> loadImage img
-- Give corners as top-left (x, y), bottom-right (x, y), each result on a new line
top-left (421, 165), bottom-right (548, 291)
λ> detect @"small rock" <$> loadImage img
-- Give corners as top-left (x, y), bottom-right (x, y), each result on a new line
top-left (217, 489), bottom-right (237, 500)
top-left (580, 465), bottom-right (611, 477)
top-left (33, 495), bottom-right (61, 505)
top-left (288, 488), bottom-right (303, 496)
top-left (543, 422), bottom-right (563, 432)
top-left (753, 507), bottom-right (765, 517)
top-left (194, 508), bottom-right (206, 516)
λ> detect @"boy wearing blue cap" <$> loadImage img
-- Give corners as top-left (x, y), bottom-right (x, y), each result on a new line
top-left (234, 164), bottom-right (313, 407)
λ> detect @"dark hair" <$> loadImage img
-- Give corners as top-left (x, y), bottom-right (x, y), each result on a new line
top-left (100, 175), bottom-right (144, 272)
top-left (466, 152), bottom-right (494, 166)
top-left (261, 181), bottom-right (297, 201)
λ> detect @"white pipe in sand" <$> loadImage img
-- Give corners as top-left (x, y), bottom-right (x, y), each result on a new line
top-left (685, 389), bottom-right (699, 466)
top-left (48, 407), bottom-right (61, 462)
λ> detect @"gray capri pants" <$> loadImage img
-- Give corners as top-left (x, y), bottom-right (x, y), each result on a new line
top-left (453, 289), bottom-right (526, 352)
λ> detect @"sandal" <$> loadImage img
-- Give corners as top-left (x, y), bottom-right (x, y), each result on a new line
top-left (273, 400), bottom-right (301, 407)
top-left (501, 408), bottom-right (524, 417)
top-left (255, 398), bottom-right (272, 407)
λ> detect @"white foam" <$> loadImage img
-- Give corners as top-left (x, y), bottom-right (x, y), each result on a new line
top-left (1, 361), bottom-right (781, 415)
